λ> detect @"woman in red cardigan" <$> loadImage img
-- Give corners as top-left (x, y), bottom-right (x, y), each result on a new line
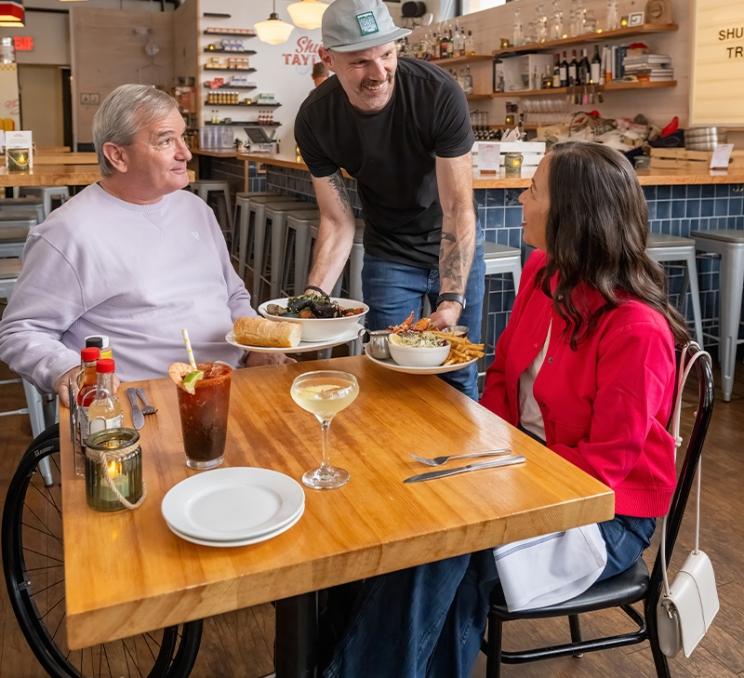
top-left (320, 142), bottom-right (688, 678)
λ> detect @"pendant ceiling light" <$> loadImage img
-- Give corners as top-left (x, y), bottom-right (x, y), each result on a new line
top-left (0, 0), bottom-right (24, 25)
top-left (287, 0), bottom-right (328, 30)
top-left (255, 0), bottom-right (294, 45)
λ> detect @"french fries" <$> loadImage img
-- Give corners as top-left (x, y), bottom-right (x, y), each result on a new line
top-left (432, 332), bottom-right (486, 365)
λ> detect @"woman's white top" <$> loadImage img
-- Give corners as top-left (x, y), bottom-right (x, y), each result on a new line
top-left (492, 322), bottom-right (608, 611)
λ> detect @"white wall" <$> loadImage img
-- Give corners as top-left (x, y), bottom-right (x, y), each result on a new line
top-left (199, 0), bottom-right (325, 153)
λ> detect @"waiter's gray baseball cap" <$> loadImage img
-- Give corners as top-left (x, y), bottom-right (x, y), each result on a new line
top-left (322, 0), bottom-right (411, 52)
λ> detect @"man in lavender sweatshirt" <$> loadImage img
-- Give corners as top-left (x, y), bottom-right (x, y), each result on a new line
top-left (0, 84), bottom-right (283, 406)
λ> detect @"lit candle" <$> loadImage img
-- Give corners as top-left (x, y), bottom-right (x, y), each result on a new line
top-left (503, 152), bottom-right (524, 176)
top-left (85, 429), bottom-right (142, 512)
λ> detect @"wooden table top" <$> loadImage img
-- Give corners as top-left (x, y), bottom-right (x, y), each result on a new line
top-left (0, 164), bottom-right (101, 187)
top-left (61, 356), bottom-right (614, 650)
top-left (34, 152), bottom-right (98, 165)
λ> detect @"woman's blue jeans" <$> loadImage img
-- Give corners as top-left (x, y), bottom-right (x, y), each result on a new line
top-left (323, 515), bottom-right (656, 678)
top-left (361, 240), bottom-right (485, 400)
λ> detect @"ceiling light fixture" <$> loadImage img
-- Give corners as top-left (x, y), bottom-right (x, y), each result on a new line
top-left (287, 0), bottom-right (328, 30)
top-left (255, 0), bottom-right (294, 45)
top-left (0, 0), bottom-right (24, 25)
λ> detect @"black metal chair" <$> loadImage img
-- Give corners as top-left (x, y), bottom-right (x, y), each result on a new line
top-left (2, 424), bottom-right (204, 677)
top-left (482, 347), bottom-right (715, 678)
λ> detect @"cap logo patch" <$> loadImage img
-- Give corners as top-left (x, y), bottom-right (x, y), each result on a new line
top-left (355, 11), bottom-right (379, 36)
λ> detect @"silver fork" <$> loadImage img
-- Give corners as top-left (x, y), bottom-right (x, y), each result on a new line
top-left (135, 388), bottom-right (158, 415)
top-left (410, 448), bottom-right (511, 467)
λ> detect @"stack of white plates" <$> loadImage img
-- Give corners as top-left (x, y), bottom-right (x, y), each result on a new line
top-left (161, 467), bottom-right (305, 547)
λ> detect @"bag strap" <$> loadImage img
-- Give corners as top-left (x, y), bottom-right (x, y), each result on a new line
top-left (660, 342), bottom-right (709, 598)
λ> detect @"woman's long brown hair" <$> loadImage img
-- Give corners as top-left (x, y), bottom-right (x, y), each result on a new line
top-left (538, 141), bottom-right (689, 348)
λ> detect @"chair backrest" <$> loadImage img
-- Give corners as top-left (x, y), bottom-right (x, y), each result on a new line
top-left (647, 347), bottom-right (715, 609)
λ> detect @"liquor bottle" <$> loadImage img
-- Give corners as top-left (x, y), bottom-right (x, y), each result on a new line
top-left (86, 358), bottom-right (124, 436)
top-left (579, 48), bottom-right (591, 85)
top-left (568, 49), bottom-right (578, 86)
top-left (439, 32), bottom-right (449, 59)
top-left (431, 33), bottom-right (438, 60)
top-left (447, 29), bottom-right (455, 58)
top-left (463, 65), bottom-right (474, 95)
top-left (454, 24), bottom-right (465, 56)
top-left (590, 45), bottom-right (602, 84)
top-left (465, 30), bottom-right (475, 56)
top-left (552, 53), bottom-right (561, 88)
top-left (559, 51), bottom-right (569, 87)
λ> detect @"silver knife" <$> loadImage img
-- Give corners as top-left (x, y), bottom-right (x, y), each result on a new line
top-left (403, 455), bottom-right (526, 483)
top-left (126, 388), bottom-right (145, 430)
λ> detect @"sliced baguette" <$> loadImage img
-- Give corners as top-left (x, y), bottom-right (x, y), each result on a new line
top-left (233, 316), bottom-right (302, 348)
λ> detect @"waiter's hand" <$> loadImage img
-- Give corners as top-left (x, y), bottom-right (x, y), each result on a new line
top-left (429, 301), bottom-right (462, 330)
top-left (243, 352), bottom-right (296, 367)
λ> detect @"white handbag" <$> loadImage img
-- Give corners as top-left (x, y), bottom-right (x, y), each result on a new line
top-left (656, 344), bottom-right (719, 658)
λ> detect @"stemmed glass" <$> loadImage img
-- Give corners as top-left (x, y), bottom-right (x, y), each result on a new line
top-left (290, 371), bottom-right (359, 490)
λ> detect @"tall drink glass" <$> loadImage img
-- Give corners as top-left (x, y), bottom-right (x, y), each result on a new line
top-left (290, 370), bottom-right (359, 489)
top-left (176, 362), bottom-right (232, 470)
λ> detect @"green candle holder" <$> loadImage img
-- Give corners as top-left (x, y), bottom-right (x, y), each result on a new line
top-left (85, 428), bottom-right (145, 512)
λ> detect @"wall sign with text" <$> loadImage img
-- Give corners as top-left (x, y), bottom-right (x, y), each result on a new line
top-left (690, 0), bottom-right (744, 126)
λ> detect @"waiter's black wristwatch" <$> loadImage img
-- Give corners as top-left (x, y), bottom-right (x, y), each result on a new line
top-left (436, 293), bottom-right (466, 310)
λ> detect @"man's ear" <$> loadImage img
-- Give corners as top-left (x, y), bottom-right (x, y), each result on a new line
top-left (319, 46), bottom-right (334, 70)
top-left (102, 141), bottom-right (128, 174)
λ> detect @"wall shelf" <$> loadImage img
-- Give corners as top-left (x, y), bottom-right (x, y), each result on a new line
top-left (203, 30), bottom-right (256, 37)
top-left (203, 67), bottom-right (257, 73)
top-left (429, 54), bottom-right (493, 66)
top-left (204, 102), bottom-right (282, 107)
top-left (203, 84), bottom-right (257, 90)
top-left (488, 79), bottom-right (676, 98)
top-left (206, 121), bottom-right (281, 126)
top-left (203, 49), bottom-right (257, 55)
top-left (491, 23), bottom-right (678, 58)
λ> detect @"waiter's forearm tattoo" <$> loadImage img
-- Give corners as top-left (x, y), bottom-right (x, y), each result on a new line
top-left (329, 171), bottom-right (352, 213)
top-left (439, 232), bottom-right (468, 293)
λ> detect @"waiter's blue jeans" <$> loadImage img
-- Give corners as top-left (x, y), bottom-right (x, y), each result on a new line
top-left (322, 514), bottom-right (656, 678)
top-left (361, 239), bottom-right (485, 400)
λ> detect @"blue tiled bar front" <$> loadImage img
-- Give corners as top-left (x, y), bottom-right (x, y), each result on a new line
top-left (477, 183), bottom-right (744, 361)
top-left (231, 153), bottom-right (744, 362)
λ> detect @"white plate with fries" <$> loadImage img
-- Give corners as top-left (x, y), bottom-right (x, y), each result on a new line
top-left (363, 345), bottom-right (479, 375)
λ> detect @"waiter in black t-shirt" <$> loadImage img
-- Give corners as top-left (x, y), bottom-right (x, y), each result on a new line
top-left (294, 0), bottom-right (485, 399)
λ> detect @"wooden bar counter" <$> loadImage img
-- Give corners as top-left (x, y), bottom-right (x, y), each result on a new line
top-left (61, 356), bottom-right (613, 649)
top-left (0, 164), bottom-right (103, 188)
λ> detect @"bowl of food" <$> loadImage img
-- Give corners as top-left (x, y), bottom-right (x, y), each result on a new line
top-left (259, 293), bottom-right (368, 342)
top-left (387, 331), bottom-right (451, 367)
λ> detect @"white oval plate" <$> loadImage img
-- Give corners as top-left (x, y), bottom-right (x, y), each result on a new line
top-left (225, 323), bottom-right (363, 353)
top-left (363, 345), bottom-right (478, 375)
top-left (258, 297), bottom-right (368, 342)
top-left (161, 467), bottom-right (305, 542)
top-left (166, 506), bottom-right (304, 548)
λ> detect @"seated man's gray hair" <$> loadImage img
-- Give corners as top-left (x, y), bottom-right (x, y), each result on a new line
top-left (93, 84), bottom-right (177, 176)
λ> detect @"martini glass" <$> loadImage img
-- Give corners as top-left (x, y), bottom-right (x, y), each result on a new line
top-left (290, 370), bottom-right (359, 489)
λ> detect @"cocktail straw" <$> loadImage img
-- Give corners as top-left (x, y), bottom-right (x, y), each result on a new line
top-left (181, 328), bottom-right (198, 371)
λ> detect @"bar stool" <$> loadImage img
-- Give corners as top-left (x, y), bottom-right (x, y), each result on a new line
top-left (480, 242), bottom-right (522, 380)
top-left (0, 197), bottom-right (45, 223)
top-left (232, 191), bottom-right (274, 264)
top-left (268, 206), bottom-right (321, 300)
top-left (20, 187), bottom-right (69, 218)
top-left (238, 194), bottom-right (298, 279)
top-left (0, 215), bottom-right (37, 257)
top-left (691, 229), bottom-right (744, 402)
top-left (646, 234), bottom-right (704, 347)
top-left (0, 258), bottom-right (53, 448)
top-left (279, 210), bottom-right (320, 297)
top-left (252, 199), bottom-right (308, 302)
top-left (189, 180), bottom-right (233, 242)
top-left (302, 221), bottom-right (364, 298)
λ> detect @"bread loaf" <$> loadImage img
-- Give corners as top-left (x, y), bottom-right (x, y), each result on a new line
top-left (233, 316), bottom-right (302, 348)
